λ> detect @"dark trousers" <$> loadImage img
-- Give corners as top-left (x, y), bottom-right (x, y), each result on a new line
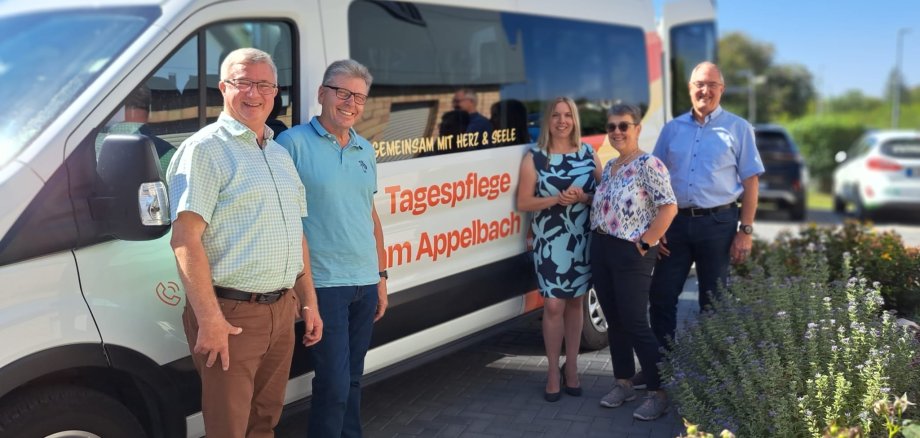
top-left (308, 284), bottom-right (378, 438)
top-left (648, 206), bottom-right (738, 349)
top-left (183, 293), bottom-right (297, 438)
top-left (591, 233), bottom-right (663, 391)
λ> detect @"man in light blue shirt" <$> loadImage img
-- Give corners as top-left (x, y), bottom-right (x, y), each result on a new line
top-left (646, 62), bottom-right (764, 368)
top-left (276, 59), bottom-right (386, 438)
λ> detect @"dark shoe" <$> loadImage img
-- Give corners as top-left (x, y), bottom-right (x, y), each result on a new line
top-left (630, 371), bottom-right (647, 390)
top-left (561, 365), bottom-right (582, 396)
top-left (545, 367), bottom-right (562, 402)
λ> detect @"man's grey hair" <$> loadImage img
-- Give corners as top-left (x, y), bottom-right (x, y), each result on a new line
top-left (322, 59), bottom-right (374, 90)
top-left (608, 103), bottom-right (642, 124)
top-left (455, 87), bottom-right (477, 104)
top-left (689, 61), bottom-right (725, 84)
top-left (220, 48), bottom-right (277, 81)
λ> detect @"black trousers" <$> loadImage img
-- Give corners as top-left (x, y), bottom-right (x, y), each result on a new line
top-left (590, 232), bottom-right (663, 391)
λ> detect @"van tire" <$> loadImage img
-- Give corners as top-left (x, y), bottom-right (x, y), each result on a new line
top-left (833, 195), bottom-right (846, 214)
top-left (0, 385), bottom-right (146, 438)
top-left (580, 288), bottom-right (608, 350)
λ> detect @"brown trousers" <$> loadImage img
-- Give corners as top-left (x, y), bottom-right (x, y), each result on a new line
top-left (183, 293), bottom-right (297, 438)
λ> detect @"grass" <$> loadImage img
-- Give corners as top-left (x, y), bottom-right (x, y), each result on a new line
top-left (807, 189), bottom-right (833, 211)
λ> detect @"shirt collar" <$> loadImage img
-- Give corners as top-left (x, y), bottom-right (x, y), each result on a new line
top-left (309, 116), bottom-right (362, 150)
top-left (218, 112), bottom-right (274, 143)
top-left (685, 105), bottom-right (724, 125)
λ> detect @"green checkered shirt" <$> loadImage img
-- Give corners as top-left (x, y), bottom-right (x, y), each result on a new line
top-left (167, 113), bottom-right (307, 293)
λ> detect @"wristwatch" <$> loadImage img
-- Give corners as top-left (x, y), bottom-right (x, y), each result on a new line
top-left (379, 270), bottom-right (389, 279)
top-left (739, 224), bottom-right (754, 235)
top-left (639, 239), bottom-right (651, 251)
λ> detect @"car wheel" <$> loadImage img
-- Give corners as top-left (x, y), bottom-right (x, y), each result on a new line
top-left (789, 198), bottom-right (807, 221)
top-left (0, 385), bottom-right (147, 438)
top-left (580, 287), bottom-right (608, 350)
top-left (855, 193), bottom-right (873, 222)
top-left (833, 194), bottom-right (846, 214)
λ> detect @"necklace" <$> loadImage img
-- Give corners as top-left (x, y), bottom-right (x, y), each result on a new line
top-left (611, 149), bottom-right (641, 171)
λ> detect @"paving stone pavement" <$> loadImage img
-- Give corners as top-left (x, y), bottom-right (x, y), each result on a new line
top-left (277, 277), bottom-right (701, 438)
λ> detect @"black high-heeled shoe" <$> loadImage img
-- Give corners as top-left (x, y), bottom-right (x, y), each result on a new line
top-left (561, 364), bottom-right (582, 397)
top-left (544, 367), bottom-right (562, 402)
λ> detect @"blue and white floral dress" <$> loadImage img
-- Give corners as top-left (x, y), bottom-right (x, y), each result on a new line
top-left (530, 143), bottom-right (597, 299)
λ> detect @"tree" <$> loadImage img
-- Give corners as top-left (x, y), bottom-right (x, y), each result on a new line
top-left (763, 64), bottom-right (815, 120)
top-left (717, 32), bottom-right (816, 122)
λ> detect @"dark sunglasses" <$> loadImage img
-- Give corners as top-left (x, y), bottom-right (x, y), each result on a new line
top-left (606, 122), bottom-right (638, 132)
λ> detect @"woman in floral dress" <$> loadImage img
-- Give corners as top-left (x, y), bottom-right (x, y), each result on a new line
top-left (516, 97), bottom-right (601, 402)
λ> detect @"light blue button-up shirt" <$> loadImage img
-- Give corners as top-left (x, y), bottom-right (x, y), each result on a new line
top-left (652, 106), bottom-right (764, 208)
top-left (276, 117), bottom-right (380, 288)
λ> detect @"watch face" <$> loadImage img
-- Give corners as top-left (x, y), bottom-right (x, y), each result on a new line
top-left (741, 225), bottom-right (753, 235)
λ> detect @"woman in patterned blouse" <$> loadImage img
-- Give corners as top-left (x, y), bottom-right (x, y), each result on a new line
top-left (589, 103), bottom-right (677, 420)
top-left (516, 97), bottom-right (601, 402)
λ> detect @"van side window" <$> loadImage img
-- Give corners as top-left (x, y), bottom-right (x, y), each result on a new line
top-left (349, 0), bottom-right (648, 162)
top-left (95, 21), bottom-right (296, 176)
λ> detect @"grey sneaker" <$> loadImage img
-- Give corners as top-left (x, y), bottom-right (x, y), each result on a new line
top-left (633, 392), bottom-right (668, 421)
top-left (599, 383), bottom-right (636, 408)
top-left (630, 371), bottom-right (647, 390)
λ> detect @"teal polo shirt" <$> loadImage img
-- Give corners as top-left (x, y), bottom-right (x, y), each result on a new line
top-left (276, 117), bottom-right (379, 287)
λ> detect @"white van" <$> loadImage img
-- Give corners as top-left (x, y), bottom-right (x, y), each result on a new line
top-left (0, 0), bottom-right (714, 436)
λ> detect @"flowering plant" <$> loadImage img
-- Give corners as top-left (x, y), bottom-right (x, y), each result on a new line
top-left (663, 245), bottom-right (920, 437)
top-left (737, 221), bottom-right (920, 319)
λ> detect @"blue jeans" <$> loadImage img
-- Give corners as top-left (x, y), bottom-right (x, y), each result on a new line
top-left (308, 284), bottom-right (378, 438)
top-left (648, 206), bottom-right (737, 349)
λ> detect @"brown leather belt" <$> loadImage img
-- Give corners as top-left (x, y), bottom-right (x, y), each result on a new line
top-left (677, 203), bottom-right (737, 217)
top-left (215, 286), bottom-right (289, 304)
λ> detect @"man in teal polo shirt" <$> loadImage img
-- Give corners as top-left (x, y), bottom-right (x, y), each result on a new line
top-left (168, 48), bottom-right (322, 438)
top-left (276, 59), bottom-right (387, 438)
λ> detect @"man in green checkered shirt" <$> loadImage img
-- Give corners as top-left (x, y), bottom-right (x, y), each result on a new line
top-left (167, 48), bottom-right (322, 438)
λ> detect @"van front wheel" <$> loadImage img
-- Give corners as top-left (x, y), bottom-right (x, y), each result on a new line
top-left (580, 288), bottom-right (608, 350)
top-left (0, 385), bottom-right (147, 438)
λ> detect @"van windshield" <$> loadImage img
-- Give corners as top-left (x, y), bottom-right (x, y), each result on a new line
top-left (0, 7), bottom-right (158, 169)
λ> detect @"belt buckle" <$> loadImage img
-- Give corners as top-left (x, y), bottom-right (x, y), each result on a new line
top-left (690, 207), bottom-right (704, 217)
top-left (255, 292), bottom-right (276, 304)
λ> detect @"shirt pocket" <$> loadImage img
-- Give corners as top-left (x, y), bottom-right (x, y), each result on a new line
top-left (702, 131), bottom-right (737, 173)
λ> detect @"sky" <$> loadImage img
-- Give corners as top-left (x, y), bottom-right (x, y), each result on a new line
top-left (656, 0), bottom-right (920, 99)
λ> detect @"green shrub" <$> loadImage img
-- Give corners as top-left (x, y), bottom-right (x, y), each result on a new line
top-left (786, 117), bottom-right (865, 191)
top-left (738, 221), bottom-right (920, 318)
top-left (663, 247), bottom-right (920, 437)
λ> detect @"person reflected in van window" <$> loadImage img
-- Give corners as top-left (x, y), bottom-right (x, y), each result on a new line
top-left (590, 103), bottom-right (676, 421)
top-left (266, 92), bottom-right (288, 136)
top-left (96, 84), bottom-right (175, 172)
top-left (452, 87), bottom-right (492, 138)
top-left (490, 98), bottom-right (530, 146)
top-left (438, 109), bottom-right (470, 137)
top-left (166, 47), bottom-right (322, 438)
top-left (516, 96), bottom-right (601, 403)
top-left (275, 59), bottom-right (387, 438)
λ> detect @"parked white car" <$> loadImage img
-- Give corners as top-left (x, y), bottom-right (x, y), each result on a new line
top-left (833, 130), bottom-right (920, 220)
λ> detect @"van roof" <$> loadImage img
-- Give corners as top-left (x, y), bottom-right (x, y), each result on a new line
top-left (1, 0), bottom-right (163, 15)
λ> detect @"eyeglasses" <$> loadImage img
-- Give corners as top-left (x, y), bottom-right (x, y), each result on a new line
top-left (606, 122), bottom-right (638, 132)
top-left (691, 81), bottom-right (723, 90)
top-left (323, 85), bottom-right (368, 104)
top-left (223, 79), bottom-right (278, 95)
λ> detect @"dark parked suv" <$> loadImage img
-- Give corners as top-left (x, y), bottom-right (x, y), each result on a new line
top-left (755, 124), bottom-right (807, 220)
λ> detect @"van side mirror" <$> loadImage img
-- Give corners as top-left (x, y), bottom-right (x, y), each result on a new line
top-left (834, 151), bottom-right (847, 163)
top-left (93, 134), bottom-right (170, 240)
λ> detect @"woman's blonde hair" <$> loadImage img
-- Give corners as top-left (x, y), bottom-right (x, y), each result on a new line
top-left (536, 96), bottom-right (582, 153)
